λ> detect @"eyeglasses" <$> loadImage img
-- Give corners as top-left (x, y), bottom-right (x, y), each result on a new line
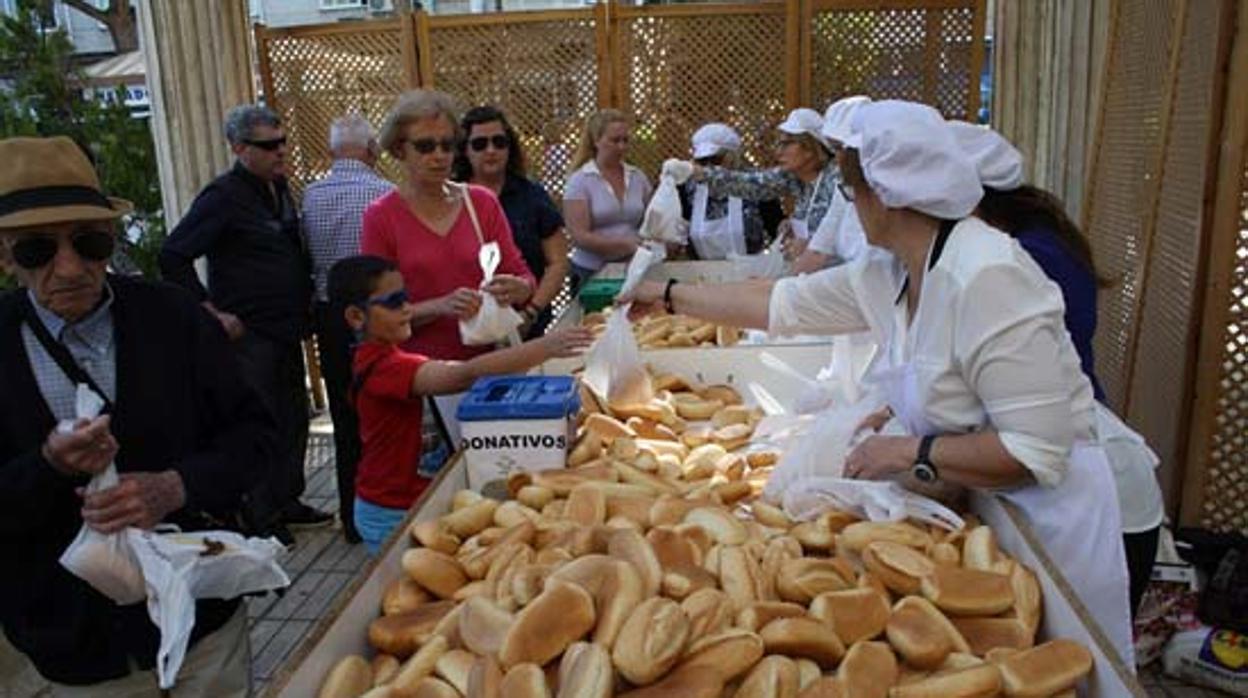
top-left (837, 181), bottom-right (855, 202)
top-left (243, 136), bottom-right (287, 151)
top-left (10, 229), bottom-right (115, 270)
top-left (406, 137), bottom-right (457, 155)
top-left (361, 288), bottom-right (409, 311)
top-left (468, 135), bottom-right (510, 152)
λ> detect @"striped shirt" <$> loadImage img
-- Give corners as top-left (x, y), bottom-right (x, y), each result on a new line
top-left (302, 159), bottom-right (394, 301)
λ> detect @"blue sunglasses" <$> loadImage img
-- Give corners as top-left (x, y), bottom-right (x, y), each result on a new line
top-left (360, 288), bottom-right (409, 310)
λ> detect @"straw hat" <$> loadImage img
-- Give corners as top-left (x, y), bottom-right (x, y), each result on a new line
top-left (0, 136), bottom-right (133, 230)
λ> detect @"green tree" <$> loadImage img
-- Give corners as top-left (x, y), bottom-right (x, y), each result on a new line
top-left (0, 0), bottom-right (163, 290)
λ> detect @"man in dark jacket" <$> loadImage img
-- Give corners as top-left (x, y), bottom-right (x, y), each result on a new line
top-left (0, 136), bottom-right (276, 694)
top-left (160, 104), bottom-right (330, 543)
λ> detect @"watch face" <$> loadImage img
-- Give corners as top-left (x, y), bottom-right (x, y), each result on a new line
top-left (913, 462), bottom-right (937, 483)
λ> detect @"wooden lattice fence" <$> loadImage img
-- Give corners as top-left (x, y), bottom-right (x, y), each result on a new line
top-left (255, 0), bottom-right (987, 198)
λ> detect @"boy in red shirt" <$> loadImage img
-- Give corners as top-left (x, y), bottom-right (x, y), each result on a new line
top-left (328, 255), bottom-right (592, 553)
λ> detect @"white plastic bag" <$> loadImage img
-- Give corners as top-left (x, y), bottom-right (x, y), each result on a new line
top-left (583, 245), bottom-right (664, 405)
top-left (1162, 625), bottom-right (1248, 696)
top-left (130, 530), bottom-right (289, 688)
top-left (58, 385), bottom-right (146, 605)
top-left (781, 477), bottom-right (964, 532)
top-left (639, 174), bottom-right (687, 245)
top-left (762, 397), bottom-right (880, 501)
top-left (728, 233), bottom-right (788, 280)
top-left (460, 241), bottom-right (524, 347)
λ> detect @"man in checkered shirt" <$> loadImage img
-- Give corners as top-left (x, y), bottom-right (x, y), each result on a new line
top-left (303, 114), bottom-right (393, 544)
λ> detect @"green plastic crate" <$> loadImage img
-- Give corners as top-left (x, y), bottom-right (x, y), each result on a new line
top-left (578, 277), bottom-right (625, 314)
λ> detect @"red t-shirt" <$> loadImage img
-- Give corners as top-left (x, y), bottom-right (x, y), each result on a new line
top-left (353, 341), bottom-right (432, 509)
top-left (361, 185), bottom-right (536, 360)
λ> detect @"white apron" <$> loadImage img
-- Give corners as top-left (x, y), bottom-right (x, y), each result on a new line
top-left (875, 327), bottom-right (1135, 667)
top-left (689, 184), bottom-right (747, 260)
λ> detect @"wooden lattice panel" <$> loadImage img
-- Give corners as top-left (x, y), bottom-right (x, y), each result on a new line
top-left (1085, 0), bottom-right (1182, 411)
top-left (1202, 162), bottom-right (1248, 532)
top-left (612, 6), bottom-right (789, 181)
top-left (259, 22), bottom-right (408, 193)
top-left (426, 13), bottom-right (599, 199)
top-left (808, 2), bottom-right (979, 119)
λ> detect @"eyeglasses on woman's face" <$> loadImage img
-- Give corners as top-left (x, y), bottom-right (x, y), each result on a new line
top-left (404, 137), bottom-right (457, 155)
top-left (468, 134), bottom-right (509, 152)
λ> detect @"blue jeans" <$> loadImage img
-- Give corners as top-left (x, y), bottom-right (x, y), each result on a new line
top-left (354, 497), bottom-right (407, 555)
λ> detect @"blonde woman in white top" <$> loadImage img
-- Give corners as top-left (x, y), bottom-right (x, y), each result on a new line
top-left (623, 100), bottom-right (1134, 665)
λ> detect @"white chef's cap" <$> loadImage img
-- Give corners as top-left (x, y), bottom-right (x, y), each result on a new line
top-left (691, 123), bottom-right (743, 160)
top-left (843, 100), bottom-right (982, 220)
top-left (821, 95), bottom-right (871, 145)
top-left (777, 108), bottom-right (833, 151)
top-left (947, 120), bottom-right (1024, 190)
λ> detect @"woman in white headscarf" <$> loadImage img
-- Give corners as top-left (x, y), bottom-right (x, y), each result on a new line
top-left (951, 120), bottom-right (1164, 618)
top-left (793, 95), bottom-right (871, 274)
top-left (627, 100), bottom-right (1134, 664)
top-left (678, 123), bottom-right (784, 260)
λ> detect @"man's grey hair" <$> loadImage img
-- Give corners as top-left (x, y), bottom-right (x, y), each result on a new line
top-left (329, 114), bottom-right (376, 153)
top-left (224, 104), bottom-right (281, 145)
top-left (379, 90), bottom-right (460, 154)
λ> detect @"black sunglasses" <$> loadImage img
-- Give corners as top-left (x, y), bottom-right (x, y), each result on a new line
top-left (468, 135), bottom-right (510, 152)
top-left (243, 136), bottom-right (287, 151)
top-left (10, 229), bottom-right (115, 270)
top-left (360, 288), bottom-right (409, 311)
top-left (406, 137), bottom-right (457, 155)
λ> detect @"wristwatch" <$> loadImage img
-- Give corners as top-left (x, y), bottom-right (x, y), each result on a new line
top-left (912, 435), bottom-right (939, 483)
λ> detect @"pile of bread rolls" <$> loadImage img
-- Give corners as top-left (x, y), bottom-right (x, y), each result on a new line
top-left (318, 376), bottom-right (1096, 698)
top-left (582, 309), bottom-right (743, 349)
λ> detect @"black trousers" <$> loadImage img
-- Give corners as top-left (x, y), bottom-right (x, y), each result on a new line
top-left (234, 331), bottom-right (310, 512)
top-left (314, 301), bottom-right (361, 533)
top-left (1124, 526), bottom-right (1161, 619)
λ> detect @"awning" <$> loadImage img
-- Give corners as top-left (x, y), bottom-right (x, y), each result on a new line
top-left (84, 51), bottom-right (145, 86)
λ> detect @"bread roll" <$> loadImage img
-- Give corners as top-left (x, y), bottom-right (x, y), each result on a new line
top-left (499, 663), bottom-right (551, 698)
top-left (791, 521), bottom-right (837, 553)
top-left (462, 522), bottom-right (539, 580)
top-left (557, 642), bottom-right (613, 698)
top-left (458, 596), bottom-right (514, 656)
top-left (615, 461), bottom-right (681, 496)
top-left (752, 502), bottom-right (794, 530)
top-left (839, 522), bottom-right (932, 554)
top-left (885, 663), bottom-right (1002, 698)
top-left (608, 528), bottom-right (663, 597)
top-left (736, 601), bottom-right (807, 632)
top-left (885, 597), bottom-right (969, 670)
top-left (674, 396), bottom-right (723, 420)
top-left (565, 484), bottom-right (608, 526)
top-left (443, 498), bottom-right (499, 538)
top-left (433, 649), bottom-right (474, 695)
top-left (710, 404), bottom-right (753, 429)
top-left (684, 507), bottom-right (748, 545)
top-left (594, 558), bottom-right (646, 648)
top-left (862, 542), bottom-right (936, 596)
top-left (719, 544), bottom-right (765, 607)
top-left (607, 494), bottom-right (657, 528)
top-left (797, 677), bottom-right (848, 698)
top-left (612, 596), bottom-right (691, 684)
top-left (950, 617), bottom-right (1034, 656)
top-left (678, 628), bottom-right (765, 681)
top-left (499, 581), bottom-right (596, 668)
top-left (919, 566), bottom-right (1014, 616)
top-left (647, 526), bottom-right (703, 569)
top-left (402, 548), bottom-right (468, 600)
top-left (495, 501), bottom-right (541, 529)
top-left (808, 589), bottom-right (891, 645)
top-left (368, 601), bottom-right (456, 657)
top-left (776, 558), bottom-right (854, 604)
top-left (735, 654), bottom-right (800, 698)
top-left (452, 488), bottom-right (484, 511)
top-left (682, 587), bottom-right (735, 637)
top-left (699, 384), bottom-right (743, 405)
top-left (516, 485), bottom-right (555, 510)
top-left (937, 653), bottom-right (985, 672)
top-left (759, 617), bottom-right (846, 668)
top-left (617, 664), bottom-right (726, 698)
top-left (318, 655), bottom-right (373, 698)
top-left (389, 635), bottom-right (449, 694)
top-left (662, 563), bottom-right (718, 599)
top-left (714, 481), bottom-right (753, 505)
top-left (410, 676), bottom-right (461, 698)
top-left (1008, 563), bottom-right (1042, 638)
top-left (410, 519), bottom-right (461, 555)
top-left (837, 641), bottom-right (898, 698)
top-left (996, 639), bottom-right (1092, 697)
top-left (532, 464), bottom-right (620, 496)
top-left (961, 526), bottom-right (999, 571)
top-left (928, 542), bottom-right (961, 567)
top-left (383, 577), bottom-right (432, 616)
top-left (468, 654), bottom-right (505, 698)
top-left (585, 412), bottom-right (637, 441)
top-left (372, 654), bottom-right (401, 687)
top-left (712, 423), bottom-right (754, 451)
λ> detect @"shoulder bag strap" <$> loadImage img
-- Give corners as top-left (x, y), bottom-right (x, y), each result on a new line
top-left (455, 182), bottom-right (486, 246)
top-left (18, 294), bottom-right (114, 412)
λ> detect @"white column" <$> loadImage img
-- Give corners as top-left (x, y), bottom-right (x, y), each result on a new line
top-left (137, 0), bottom-right (255, 225)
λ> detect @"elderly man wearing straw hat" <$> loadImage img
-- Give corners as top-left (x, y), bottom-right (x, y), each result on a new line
top-left (0, 136), bottom-right (274, 695)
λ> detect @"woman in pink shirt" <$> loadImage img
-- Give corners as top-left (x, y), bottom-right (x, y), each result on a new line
top-left (362, 90), bottom-right (535, 362)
